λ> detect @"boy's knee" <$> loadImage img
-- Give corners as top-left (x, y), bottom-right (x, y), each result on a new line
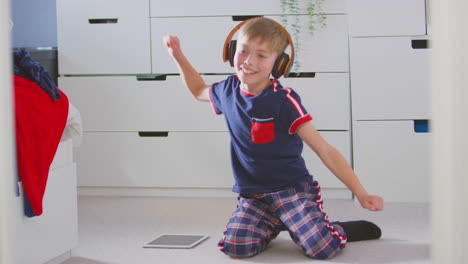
top-left (303, 249), bottom-right (340, 260)
top-left (218, 235), bottom-right (266, 258)
top-left (296, 231), bottom-right (346, 259)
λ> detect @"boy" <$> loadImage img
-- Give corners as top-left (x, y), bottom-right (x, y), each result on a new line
top-left (163, 17), bottom-right (384, 259)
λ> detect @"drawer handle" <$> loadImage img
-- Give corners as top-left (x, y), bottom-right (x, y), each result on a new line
top-left (286, 72), bottom-right (316, 78)
top-left (232, 15), bottom-right (263, 21)
top-left (411, 39), bottom-right (429, 49)
top-left (136, 74), bottom-right (167, 81)
top-left (414, 120), bottom-right (430, 133)
top-left (88, 18), bottom-right (118, 24)
top-left (138, 132), bottom-right (169, 137)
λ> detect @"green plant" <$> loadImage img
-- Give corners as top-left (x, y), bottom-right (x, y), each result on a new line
top-left (279, 0), bottom-right (327, 73)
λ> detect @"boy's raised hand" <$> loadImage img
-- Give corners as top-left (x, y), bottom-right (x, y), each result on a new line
top-left (163, 35), bottom-right (182, 58)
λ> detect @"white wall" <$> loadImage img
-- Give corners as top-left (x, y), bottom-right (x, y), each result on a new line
top-left (10, 0), bottom-right (57, 47)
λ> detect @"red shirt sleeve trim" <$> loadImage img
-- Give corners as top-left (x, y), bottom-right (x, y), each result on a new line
top-left (289, 114), bottom-right (312, 134)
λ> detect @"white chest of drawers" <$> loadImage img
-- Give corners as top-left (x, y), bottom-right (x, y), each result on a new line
top-left (57, 0), bottom-right (351, 196)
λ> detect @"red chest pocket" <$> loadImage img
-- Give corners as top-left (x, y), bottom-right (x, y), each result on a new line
top-left (251, 118), bottom-right (275, 144)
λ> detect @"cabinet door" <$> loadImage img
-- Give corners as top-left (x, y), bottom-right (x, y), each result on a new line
top-left (75, 132), bottom-right (233, 188)
top-left (16, 164), bottom-right (78, 264)
top-left (76, 131), bottom-right (348, 190)
top-left (350, 37), bottom-right (430, 120)
top-left (353, 120), bottom-right (431, 202)
top-left (302, 131), bottom-right (351, 190)
top-left (268, 15), bottom-right (349, 73)
top-left (281, 73), bottom-right (350, 130)
top-left (57, 0), bottom-right (151, 74)
top-left (152, 17), bottom-right (238, 74)
top-left (348, 0), bottom-right (427, 37)
top-left (59, 75), bottom-right (228, 132)
top-left (150, 0), bottom-right (347, 17)
top-left (152, 15), bottom-right (348, 74)
top-left (50, 139), bottom-right (73, 170)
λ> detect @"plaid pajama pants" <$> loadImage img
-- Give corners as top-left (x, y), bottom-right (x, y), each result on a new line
top-left (218, 180), bottom-right (347, 259)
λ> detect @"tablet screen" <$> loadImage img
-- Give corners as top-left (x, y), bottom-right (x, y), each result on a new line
top-left (143, 234), bottom-right (209, 249)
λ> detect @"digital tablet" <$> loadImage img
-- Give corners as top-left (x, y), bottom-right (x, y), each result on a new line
top-left (143, 234), bottom-right (209, 249)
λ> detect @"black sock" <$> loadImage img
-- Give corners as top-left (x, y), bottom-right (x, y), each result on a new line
top-left (334, 220), bottom-right (382, 242)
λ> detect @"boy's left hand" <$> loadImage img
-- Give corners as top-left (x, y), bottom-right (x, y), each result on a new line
top-left (358, 194), bottom-right (384, 212)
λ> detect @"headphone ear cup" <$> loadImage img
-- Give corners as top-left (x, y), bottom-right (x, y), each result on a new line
top-left (272, 53), bottom-right (290, 79)
top-left (225, 40), bottom-right (237, 67)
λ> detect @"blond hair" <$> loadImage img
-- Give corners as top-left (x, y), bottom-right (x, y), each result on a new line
top-left (239, 17), bottom-right (289, 54)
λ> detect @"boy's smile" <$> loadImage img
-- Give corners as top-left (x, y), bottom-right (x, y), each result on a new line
top-left (234, 35), bottom-right (278, 95)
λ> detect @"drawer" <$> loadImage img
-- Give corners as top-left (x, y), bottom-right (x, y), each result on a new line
top-left (152, 17), bottom-right (238, 74)
top-left (76, 131), bottom-right (347, 190)
top-left (152, 15), bottom-right (349, 74)
top-left (352, 120), bottom-right (431, 202)
top-left (280, 73), bottom-right (350, 130)
top-left (348, 0), bottom-right (427, 37)
top-left (57, 0), bottom-right (151, 74)
top-left (150, 0), bottom-right (347, 17)
top-left (302, 131), bottom-right (351, 189)
top-left (58, 75), bottom-right (228, 132)
top-left (16, 164), bottom-right (78, 264)
top-left (350, 37), bottom-right (430, 120)
top-left (75, 132), bottom-right (233, 188)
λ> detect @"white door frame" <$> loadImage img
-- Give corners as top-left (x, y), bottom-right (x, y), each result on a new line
top-left (0, 0), bottom-right (17, 263)
top-left (431, 0), bottom-right (468, 262)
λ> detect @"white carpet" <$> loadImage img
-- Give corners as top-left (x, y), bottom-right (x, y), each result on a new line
top-left (61, 196), bottom-right (430, 264)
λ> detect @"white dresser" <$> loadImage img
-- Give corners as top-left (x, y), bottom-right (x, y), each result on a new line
top-left (57, 0), bottom-right (352, 197)
top-left (349, 0), bottom-right (431, 202)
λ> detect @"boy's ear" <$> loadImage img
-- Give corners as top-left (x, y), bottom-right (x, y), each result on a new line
top-left (225, 40), bottom-right (237, 67)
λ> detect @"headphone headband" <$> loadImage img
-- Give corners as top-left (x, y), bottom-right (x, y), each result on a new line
top-left (222, 17), bottom-right (295, 78)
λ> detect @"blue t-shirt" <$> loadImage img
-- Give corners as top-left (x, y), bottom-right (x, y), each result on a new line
top-left (209, 75), bottom-right (313, 194)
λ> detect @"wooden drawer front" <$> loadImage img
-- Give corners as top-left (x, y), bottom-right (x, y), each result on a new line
top-left (281, 73), bottom-right (350, 130)
top-left (151, 15), bottom-right (348, 74)
top-left (302, 131), bottom-right (351, 189)
top-left (350, 37), bottom-right (430, 120)
top-left (150, 0), bottom-right (347, 17)
top-left (348, 0), bottom-right (427, 37)
top-left (57, 0), bottom-right (151, 74)
top-left (59, 75), bottom-right (228, 132)
top-left (353, 120), bottom-right (430, 202)
top-left (75, 132), bottom-right (233, 188)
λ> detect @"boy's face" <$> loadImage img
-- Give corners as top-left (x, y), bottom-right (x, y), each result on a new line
top-left (234, 35), bottom-right (279, 91)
